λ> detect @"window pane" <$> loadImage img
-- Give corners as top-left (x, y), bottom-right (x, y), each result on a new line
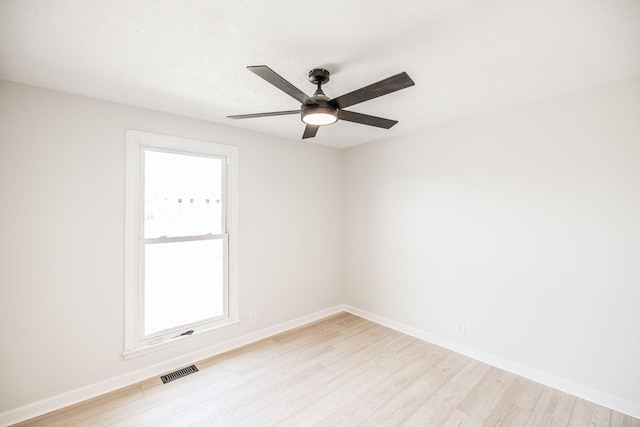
top-left (144, 150), bottom-right (223, 238)
top-left (144, 239), bottom-right (224, 336)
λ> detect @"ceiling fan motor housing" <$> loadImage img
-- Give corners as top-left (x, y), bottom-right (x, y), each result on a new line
top-left (302, 70), bottom-right (339, 125)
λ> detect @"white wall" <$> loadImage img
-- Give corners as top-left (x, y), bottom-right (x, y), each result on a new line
top-left (344, 76), bottom-right (640, 411)
top-left (2, 75), bottom-right (640, 420)
top-left (0, 81), bottom-right (344, 415)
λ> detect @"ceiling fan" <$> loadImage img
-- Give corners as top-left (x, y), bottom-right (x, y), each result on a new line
top-left (228, 66), bottom-right (415, 139)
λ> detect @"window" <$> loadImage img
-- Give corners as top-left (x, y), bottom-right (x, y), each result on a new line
top-left (124, 131), bottom-right (238, 358)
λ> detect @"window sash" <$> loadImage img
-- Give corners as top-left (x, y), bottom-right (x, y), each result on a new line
top-left (141, 147), bottom-right (228, 239)
top-left (138, 234), bottom-right (229, 343)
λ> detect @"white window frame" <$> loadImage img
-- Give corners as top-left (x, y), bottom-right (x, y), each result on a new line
top-left (124, 130), bottom-right (239, 359)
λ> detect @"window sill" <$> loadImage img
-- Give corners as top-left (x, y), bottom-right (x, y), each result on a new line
top-left (123, 319), bottom-right (241, 360)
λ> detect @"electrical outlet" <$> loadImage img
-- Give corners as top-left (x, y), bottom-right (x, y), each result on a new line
top-left (250, 312), bottom-right (257, 324)
top-left (456, 321), bottom-right (465, 336)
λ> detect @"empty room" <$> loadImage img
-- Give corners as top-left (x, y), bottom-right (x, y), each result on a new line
top-left (1, 1), bottom-right (639, 426)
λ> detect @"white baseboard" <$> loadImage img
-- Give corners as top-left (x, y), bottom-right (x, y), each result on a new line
top-left (0, 305), bottom-right (345, 427)
top-left (343, 305), bottom-right (640, 420)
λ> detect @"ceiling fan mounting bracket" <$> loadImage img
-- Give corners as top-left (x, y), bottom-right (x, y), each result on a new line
top-left (308, 68), bottom-right (330, 85)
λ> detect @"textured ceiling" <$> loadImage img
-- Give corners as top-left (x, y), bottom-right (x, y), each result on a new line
top-left (1, 0), bottom-right (639, 148)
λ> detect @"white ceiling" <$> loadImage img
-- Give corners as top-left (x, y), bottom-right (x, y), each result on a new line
top-left (1, 0), bottom-right (639, 149)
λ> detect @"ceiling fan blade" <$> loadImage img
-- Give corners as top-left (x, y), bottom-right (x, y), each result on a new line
top-left (227, 110), bottom-right (300, 119)
top-left (330, 72), bottom-right (415, 109)
top-left (302, 124), bottom-right (319, 139)
top-left (338, 110), bottom-right (398, 129)
top-left (248, 66), bottom-right (317, 105)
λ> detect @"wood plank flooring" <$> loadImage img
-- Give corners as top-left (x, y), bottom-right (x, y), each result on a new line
top-left (14, 313), bottom-right (640, 426)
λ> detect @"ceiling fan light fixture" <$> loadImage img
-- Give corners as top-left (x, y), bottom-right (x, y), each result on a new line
top-left (301, 105), bottom-right (338, 126)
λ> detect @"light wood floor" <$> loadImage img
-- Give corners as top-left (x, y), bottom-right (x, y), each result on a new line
top-left (15, 313), bottom-right (640, 426)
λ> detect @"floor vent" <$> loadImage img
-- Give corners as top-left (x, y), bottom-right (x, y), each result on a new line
top-left (161, 365), bottom-right (199, 384)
